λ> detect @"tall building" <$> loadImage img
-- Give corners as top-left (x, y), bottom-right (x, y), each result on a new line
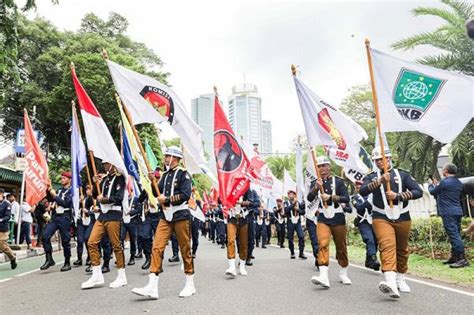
top-left (261, 120), bottom-right (272, 156)
top-left (228, 83), bottom-right (262, 146)
top-left (191, 93), bottom-right (215, 159)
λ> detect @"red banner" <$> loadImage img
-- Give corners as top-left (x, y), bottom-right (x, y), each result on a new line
top-left (213, 96), bottom-right (251, 208)
top-left (24, 110), bottom-right (49, 206)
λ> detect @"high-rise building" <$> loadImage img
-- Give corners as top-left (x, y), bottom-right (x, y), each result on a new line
top-left (191, 93), bottom-right (215, 159)
top-left (228, 83), bottom-right (262, 146)
top-left (261, 120), bottom-right (272, 155)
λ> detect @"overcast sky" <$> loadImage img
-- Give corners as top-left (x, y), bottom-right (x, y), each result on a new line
top-left (27, 0), bottom-right (444, 153)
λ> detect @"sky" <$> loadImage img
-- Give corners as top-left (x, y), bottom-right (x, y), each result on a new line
top-left (23, 0), bottom-right (445, 154)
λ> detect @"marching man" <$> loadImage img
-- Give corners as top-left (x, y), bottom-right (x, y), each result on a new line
top-left (307, 156), bottom-right (351, 288)
top-left (284, 190), bottom-right (306, 260)
top-left (81, 161), bottom-right (127, 289)
top-left (132, 146), bottom-right (195, 299)
top-left (360, 147), bottom-right (422, 298)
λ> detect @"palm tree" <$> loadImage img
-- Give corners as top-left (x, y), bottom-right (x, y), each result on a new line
top-left (266, 155), bottom-right (295, 180)
top-left (391, 0), bottom-right (473, 179)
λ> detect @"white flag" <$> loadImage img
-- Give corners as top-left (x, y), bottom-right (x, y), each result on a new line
top-left (295, 144), bottom-right (305, 202)
top-left (370, 48), bottom-right (474, 143)
top-left (107, 60), bottom-right (209, 172)
top-left (283, 169), bottom-right (296, 196)
top-left (293, 75), bottom-right (369, 182)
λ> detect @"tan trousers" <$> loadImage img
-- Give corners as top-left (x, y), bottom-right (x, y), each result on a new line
top-left (372, 219), bottom-right (411, 273)
top-left (226, 222), bottom-right (248, 260)
top-left (88, 220), bottom-right (125, 268)
top-left (150, 219), bottom-right (194, 275)
top-left (0, 231), bottom-right (15, 260)
top-left (317, 223), bottom-right (348, 267)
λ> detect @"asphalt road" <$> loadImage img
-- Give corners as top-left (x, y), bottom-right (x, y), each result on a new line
top-left (1, 237), bottom-right (473, 314)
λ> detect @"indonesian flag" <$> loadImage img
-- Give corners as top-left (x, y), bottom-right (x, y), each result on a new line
top-left (213, 95), bottom-right (252, 207)
top-left (23, 110), bottom-right (49, 206)
top-left (71, 67), bottom-right (127, 177)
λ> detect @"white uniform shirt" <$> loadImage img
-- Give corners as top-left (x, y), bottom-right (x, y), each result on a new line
top-left (21, 202), bottom-right (33, 224)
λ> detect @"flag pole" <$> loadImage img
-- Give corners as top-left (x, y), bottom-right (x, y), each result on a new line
top-left (291, 65), bottom-right (327, 208)
top-left (364, 39), bottom-right (393, 208)
top-left (115, 94), bottom-right (161, 196)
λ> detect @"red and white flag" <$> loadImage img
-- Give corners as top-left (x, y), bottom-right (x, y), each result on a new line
top-left (71, 67), bottom-right (127, 177)
top-left (213, 95), bottom-right (252, 208)
top-left (23, 110), bottom-right (49, 206)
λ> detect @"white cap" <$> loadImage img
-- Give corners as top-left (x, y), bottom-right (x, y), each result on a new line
top-left (165, 146), bottom-right (183, 159)
top-left (371, 147), bottom-right (392, 160)
top-left (316, 156), bottom-right (331, 166)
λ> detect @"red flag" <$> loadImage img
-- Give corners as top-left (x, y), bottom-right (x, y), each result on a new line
top-left (23, 110), bottom-right (49, 205)
top-left (213, 96), bottom-right (252, 208)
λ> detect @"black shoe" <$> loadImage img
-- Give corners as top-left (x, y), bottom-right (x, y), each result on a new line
top-left (73, 259), bottom-right (83, 266)
top-left (221, 244), bottom-right (225, 249)
top-left (192, 254), bottom-right (196, 259)
top-left (212, 240), bottom-right (215, 243)
top-left (443, 255), bottom-right (456, 265)
top-left (135, 252), bottom-right (143, 259)
top-left (262, 245), bottom-right (267, 249)
top-left (450, 255), bottom-right (470, 268)
top-left (367, 255), bottom-right (380, 271)
top-left (141, 259), bottom-right (151, 270)
top-left (314, 259), bottom-right (319, 271)
top-left (168, 255), bottom-right (180, 263)
top-left (40, 253), bottom-right (55, 270)
top-left (251, 255), bottom-right (255, 259)
top-left (85, 265), bottom-right (92, 274)
top-left (10, 257), bottom-right (17, 270)
top-left (256, 243), bottom-right (259, 248)
top-left (60, 260), bottom-right (71, 272)
top-left (299, 253), bottom-right (307, 260)
top-left (85, 257), bottom-right (91, 266)
top-left (245, 259), bottom-right (253, 266)
top-left (280, 244), bottom-right (285, 248)
top-left (102, 259), bottom-right (110, 273)
top-left (290, 253), bottom-right (296, 259)
top-left (128, 257), bottom-right (135, 266)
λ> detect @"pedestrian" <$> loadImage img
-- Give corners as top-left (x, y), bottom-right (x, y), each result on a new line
top-left (0, 188), bottom-right (17, 269)
top-left (429, 163), bottom-right (469, 268)
top-left (40, 171), bottom-right (73, 272)
top-left (19, 199), bottom-right (33, 249)
top-left (132, 146), bottom-right (195, 299)
top-left (360, 147), bottom-right (422, 299)
top-left (81, 162), bottom-right (127, 289)
top-left (351, 180), bottom-right (380, 271)
top-left (307, 156), bottom-right (351, 288)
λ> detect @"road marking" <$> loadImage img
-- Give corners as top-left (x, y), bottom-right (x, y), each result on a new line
top-left (16, 268), bottom-right (41, 277)
top-left (0, 278), bottom-right (13, 283)
top-left (269, 244), bottom-right (474, 297)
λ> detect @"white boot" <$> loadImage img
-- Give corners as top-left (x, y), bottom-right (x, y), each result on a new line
top-left (109, 268), bottom-right (127, 288)
top-left (81, 266), bottom-right (104, 289)
top-left (238, 259), bottom-right (248, 276)
top-left (339, 267), bottom-right (352, 285)
top-left (132, 274), bottom-right (159, 299)
top-left (225, 259), bottom-right (237, 277)
top-left (311, 266), bottom-right (330, 288)
top-left (379, 271), bottom-right (400, 298)
top-left (179, 274), bottom-right (196, 298)
top-left (396, 273), bottom-right (411, 293)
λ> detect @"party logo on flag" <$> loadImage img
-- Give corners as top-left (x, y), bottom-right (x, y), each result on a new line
top-left (317, 108), bottom-right (346, 150)
top-left (140, 86), bottom-right (175, 124)
top-left (393, 68), bottom-right (446, 121)
top-left (214, 130), bottom-right (243, 172)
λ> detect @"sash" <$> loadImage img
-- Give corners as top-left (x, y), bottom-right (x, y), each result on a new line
top-left (318, 177), bottom-right (342, 219)
top-left (377, 169), bottom-right (403, 220)
top-left (163, 170), bottom-right (189, 222)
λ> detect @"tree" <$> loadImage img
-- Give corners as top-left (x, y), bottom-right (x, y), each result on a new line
top-left (1, 13), bottom-right (168, 179)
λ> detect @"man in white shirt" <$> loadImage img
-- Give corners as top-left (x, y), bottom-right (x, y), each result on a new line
top-left (19, 201), bottom-right (33, 249)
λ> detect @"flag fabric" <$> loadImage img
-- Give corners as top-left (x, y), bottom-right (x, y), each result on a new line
top-left (23, 110), bottom-right (49, 206)
top-left (145, 140), bottom-right (159, 171)
top-left (283, 170), bottom-right (296, 196)
top-left (213, 95), bottom-right (253, 207)
top-left (293, 75), bottom-right (369, 182)
top-left (106, 60), bottom-right (210, 174)
top-left (370, 48), bottom-right (474, 143)
top-left (72, 67), bottom-right (127, 177)
top-left (122, 128), bottom-right (140, 183)
top-left (71, 107), bottom-right (88, 221)
top-left (295, 143), bottom-right (305, 202)
top-left (118, 103), bottom-right (157, 207)
top-left (304, 153), bottom-right (319, 220)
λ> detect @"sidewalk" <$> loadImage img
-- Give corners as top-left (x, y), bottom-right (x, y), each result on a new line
top-left (0, 241), bottom-right (77, 263)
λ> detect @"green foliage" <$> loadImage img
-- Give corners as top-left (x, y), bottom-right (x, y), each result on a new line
top-left (192, 174), bottom-right (211, 195)
top-left (1, 13), bottom-right (168, 180)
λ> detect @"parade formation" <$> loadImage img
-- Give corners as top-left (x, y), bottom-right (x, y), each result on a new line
top-left (0, 2), bottom-right (473, 312)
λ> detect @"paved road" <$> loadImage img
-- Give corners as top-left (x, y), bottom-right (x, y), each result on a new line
top-left (1, 237), bottom-right (473, 314)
